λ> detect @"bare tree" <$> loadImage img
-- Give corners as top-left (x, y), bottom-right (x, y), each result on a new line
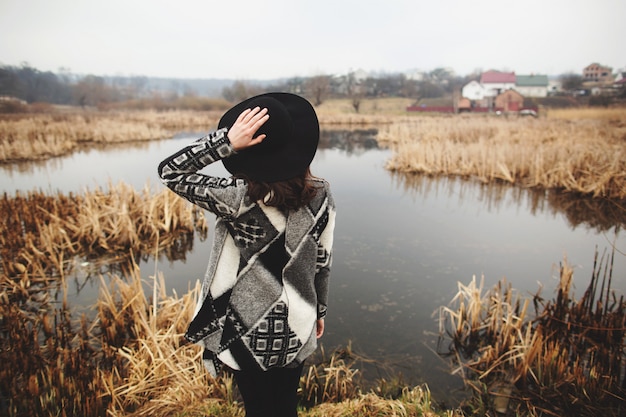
top-left (305, 75), bottom-right (331, 106)
top-left (72, 75), bottom-right (117, 107)
top-left (346, 72), bottom-right (365, 113)
top-left (560, 73), bottom-right (584, 92)
top-left (222, 80), bottom-right (263, 103)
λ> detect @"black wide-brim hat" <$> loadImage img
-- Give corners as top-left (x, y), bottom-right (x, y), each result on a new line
top-left (218, 92), bottom-right (319, 183)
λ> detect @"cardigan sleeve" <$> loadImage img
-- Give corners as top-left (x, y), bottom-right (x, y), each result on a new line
top-left (157, 128), bottom-right (247, 218)
top-left (314, 184), bottom-right (336, 319)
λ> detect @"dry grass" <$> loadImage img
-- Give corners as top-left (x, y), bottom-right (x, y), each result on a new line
top-left (0, 100), bottom-right (413, 164)
top-left (315, 97), bottom-right (415, 117)
top-left (0, 182), bottom-right (452, 417)
top-left (3, 104), bottom-right (625, 202)
top-left (0, 182), bottom-right (207, 300)
top-left (438, 250), bottom-right (626, 416)
top-left (100, 271), bottom-right (235, 417)
top-left (1, 261), bottom-right (450, 417)
top-left (0, 110), bottom-right (220, 163)
top-left (379, 109), bottom-right (626, 200)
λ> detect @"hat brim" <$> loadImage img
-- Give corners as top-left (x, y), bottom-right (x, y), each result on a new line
top-left (218, 92), bottom-right (319, 183)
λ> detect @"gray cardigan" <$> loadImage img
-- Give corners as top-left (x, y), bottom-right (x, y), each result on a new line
top-left (158, 128), bottom-right (336, 376)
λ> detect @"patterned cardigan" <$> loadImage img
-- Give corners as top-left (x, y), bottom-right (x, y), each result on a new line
top-left (158, 128), bottom-right (336, 376)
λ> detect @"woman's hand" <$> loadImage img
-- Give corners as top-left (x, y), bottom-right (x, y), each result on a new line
top-left (316, 319), bottom-right (325, 339)
top-left (227, 106), bottom-right (270, 151)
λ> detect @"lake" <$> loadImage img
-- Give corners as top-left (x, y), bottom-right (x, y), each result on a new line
top-left (2, 129), bottom-right (625, 403)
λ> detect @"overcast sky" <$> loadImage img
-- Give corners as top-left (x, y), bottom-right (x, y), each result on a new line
top-left (1, 0), bottom-right (624, 80)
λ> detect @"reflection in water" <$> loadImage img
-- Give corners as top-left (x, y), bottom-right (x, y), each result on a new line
top-left (64, 230), bottom-right (201, 304)
top-left (2, 129), bottom-right (625, 405)
top-left (85, 230), bottom-right (201, 276)
top-left (391, 172), bottom-right (625, 233)
top-left (1, 140), bottom-right (156, 177)
top-left (319, 129), bottom-right (379, 153)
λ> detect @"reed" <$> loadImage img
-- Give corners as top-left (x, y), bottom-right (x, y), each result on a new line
top-left (379, 109), bottom-right (626, 201)
top-left (0, 110), bottom-right (220, 163)
top-left (1, 260), bottom-right (449, 416)
top-left (315, 97), bottom-right (416, 117)
top-left (438, 250), bottom-right (626, 416)
top-left (0, 182), bottom-right (207, 302)
top-left (300, 386), bottom-right (459, 417)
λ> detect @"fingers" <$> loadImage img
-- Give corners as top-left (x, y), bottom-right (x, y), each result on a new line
top-left (228, 106), bottom-right (270, 151)
top-left (238, 106), bottom-right (268, 126)
top-left (250, 107), bottom-right (269, 132)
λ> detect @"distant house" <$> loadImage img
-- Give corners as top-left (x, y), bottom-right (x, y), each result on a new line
top-left (548, 78), bottom-right (562, 95)
top-left (495, 90), bottom-right (524, 112)
top-left (614, 71), bottom-right (626, 85)
top-left (480, 70), bottom-right (516, 96)
top-left (461, 80), bottom-right (487, 100)
top-left (515, 74), bottom-right (549, 97)
top-left (583, 63), bottom-right (613, 83)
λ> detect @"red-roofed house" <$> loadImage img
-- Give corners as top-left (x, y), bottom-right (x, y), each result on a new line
top-left (480, 70), bottom-right (516, 96)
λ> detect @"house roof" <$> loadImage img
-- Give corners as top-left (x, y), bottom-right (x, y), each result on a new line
top-left (480, 70), bottom-right (516, 84)
top-left (516, 75), bottom-right (549, 87)
top-left (584, 62), bottom-right (611, 71)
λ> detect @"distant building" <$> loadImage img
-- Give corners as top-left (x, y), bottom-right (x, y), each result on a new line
top-left (515, 74), bottom-right (549, 97)
top-left (480, 70), bottom-right (516, 96)
top-left (583, 63), bottom-right (613, 83)
top-left (614, 70), bottom-right (626, 85)
top-left (495, 90), bottom-right (524, 112)
top-left (548, 78), bottom-right (562, 95)
top-left (461, 80), bottom-right (488, 100)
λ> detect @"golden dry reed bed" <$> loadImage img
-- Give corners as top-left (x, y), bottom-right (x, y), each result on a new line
top-left (3, 104), bottom-right (625, 202)
top-left (1, 266), bottom-right (451, 417)
top-left (0, 182), bottom-right (207, 299)
top-left (379, 107), bottom-right (626, 201)
top-left (0, 110), bottom-right (221, 163)
top-left (0, 183), bottom-right (453, 417)
top-left (438, 250), bottom-right (625, 416)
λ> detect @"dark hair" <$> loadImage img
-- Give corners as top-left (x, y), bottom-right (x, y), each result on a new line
top-left (242, 168), bottom-right (318, 211)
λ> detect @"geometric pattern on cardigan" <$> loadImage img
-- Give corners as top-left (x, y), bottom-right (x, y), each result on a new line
top-left (158, 128), bottom-right (335, 376)
top-left (241, 301), bottom-right (302, 368)
top-left (185, 290), bottom-right (230, 343)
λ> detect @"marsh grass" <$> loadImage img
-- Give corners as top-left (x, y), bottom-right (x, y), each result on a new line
top-left (3, 105), bottom-right (625, 203)
top-left (379, 110), bottom-right (626, 201)
top-left (0, 183), bottom-right (450, 416)
top-left (0, 182), bottom-right (207, 297)
top-left (1, 260), bottom-right (448, 417)
top-left (438, 250), bottom-right (626, 416)
top-left (0, 110), bottom-right (220, 163)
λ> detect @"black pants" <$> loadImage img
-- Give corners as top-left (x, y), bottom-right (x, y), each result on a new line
top-left (232, 362), bottom-right (305, 417)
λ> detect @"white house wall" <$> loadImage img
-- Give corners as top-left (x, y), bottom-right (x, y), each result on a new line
top-left (462, 81), bottom-right (485, 100)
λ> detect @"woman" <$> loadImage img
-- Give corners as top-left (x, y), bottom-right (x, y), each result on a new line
top-left (158, 92), bottom-right (336, 417)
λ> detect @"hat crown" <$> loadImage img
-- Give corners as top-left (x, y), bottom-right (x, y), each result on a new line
top-left (219, 92), bottom-right (319, 183)
top-left (246, 96), bottom-right (293, 151)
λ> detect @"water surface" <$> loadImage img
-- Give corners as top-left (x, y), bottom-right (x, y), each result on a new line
top-left (2, 129), bottom-right (624, 402)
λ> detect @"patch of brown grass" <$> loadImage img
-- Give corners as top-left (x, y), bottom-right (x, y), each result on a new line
top-left (379, 109), bottom-right (626, 200)
top-left (0, 182), bottom-right (207, 300)
top-left (0, 110), bottom-right (220, 163)
top-left (438, 250), bottom-right (626, 416)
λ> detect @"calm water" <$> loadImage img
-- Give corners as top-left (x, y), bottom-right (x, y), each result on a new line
top-left (2, 129), bottom-right (625, 402)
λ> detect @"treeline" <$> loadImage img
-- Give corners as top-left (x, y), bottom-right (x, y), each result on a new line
top-left (0, 63), bottom-right (480, 112)
top-left (0, 64), bottom-right (234, 112)
top-left (6, 64), bottom-right (616, 114)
